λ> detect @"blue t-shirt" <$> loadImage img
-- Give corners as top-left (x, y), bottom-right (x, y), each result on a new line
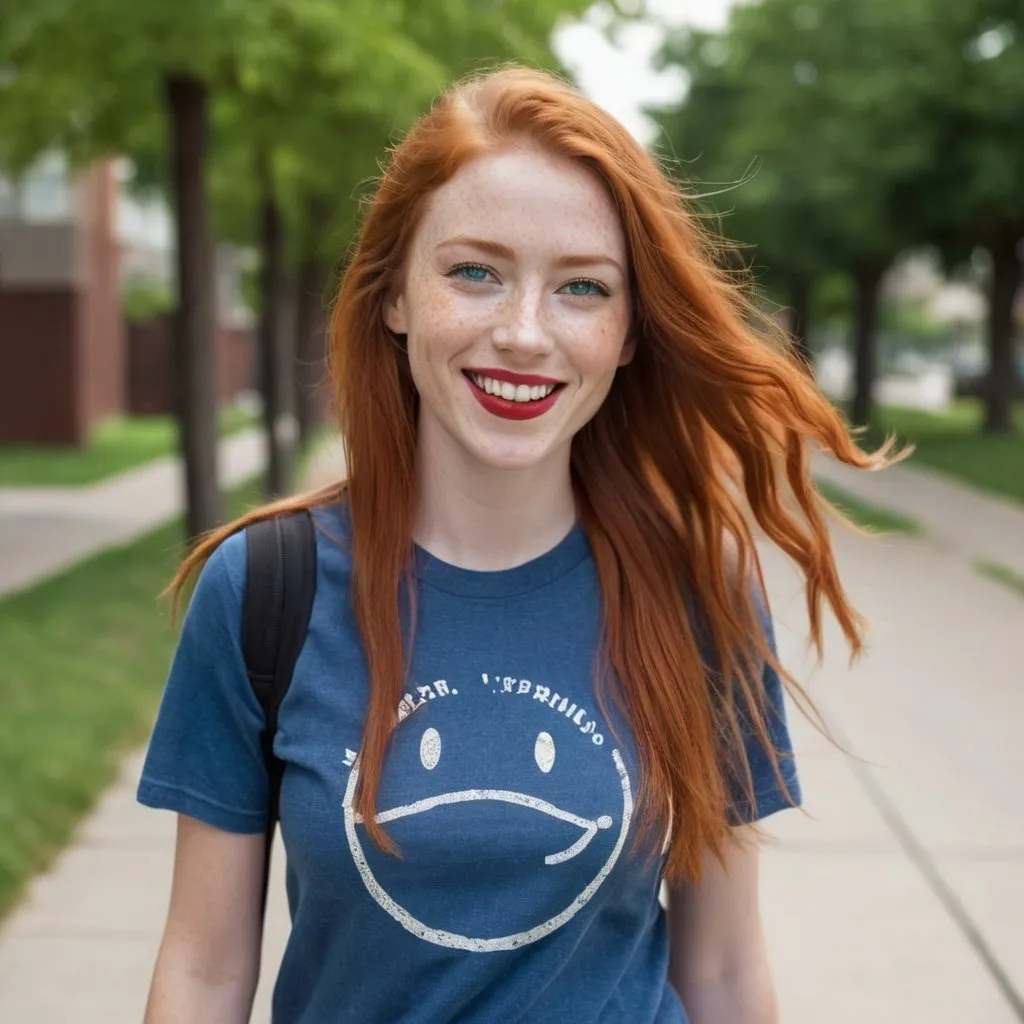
top-left (138, 505), bottom-right (799, 1023)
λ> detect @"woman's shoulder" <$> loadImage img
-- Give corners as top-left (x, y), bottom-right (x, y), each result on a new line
top-left (189, 528), bottom-right (247, 612)
top-left (188, 502), bottom-right (352, 611)
top-left (309, 502), bottom-right (354, 571)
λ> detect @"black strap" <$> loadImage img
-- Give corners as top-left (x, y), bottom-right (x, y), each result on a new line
top-left (242, 509), bottom-right (317, 919)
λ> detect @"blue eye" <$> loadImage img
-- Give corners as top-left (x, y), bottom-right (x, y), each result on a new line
top-left (450, 263), bottom-right (491, 283)
top-left (562, 279), bottom-right (607, 298)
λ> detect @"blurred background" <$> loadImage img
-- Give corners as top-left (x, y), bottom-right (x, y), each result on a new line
top-left (0, 0), bottom-right (1021, 1021)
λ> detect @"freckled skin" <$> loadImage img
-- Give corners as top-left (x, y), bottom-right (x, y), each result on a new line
top-left (385, 148), bottom-right (634, 475)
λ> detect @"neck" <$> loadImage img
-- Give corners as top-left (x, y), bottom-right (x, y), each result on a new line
top-left (413, 419), bottom-right (577, 571)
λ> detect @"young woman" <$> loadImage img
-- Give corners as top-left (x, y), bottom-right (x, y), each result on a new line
top-left (138, 66), bottom-right (891, 1023)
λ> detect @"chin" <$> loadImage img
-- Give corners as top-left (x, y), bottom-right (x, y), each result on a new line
top-left (467, 437), bottom-right (563, 473)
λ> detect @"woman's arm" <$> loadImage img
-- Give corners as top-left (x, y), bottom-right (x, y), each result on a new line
top-left (143, 815), bottom-right (266, 1024)
top-left (665, 827), bottom-right (778, 1024)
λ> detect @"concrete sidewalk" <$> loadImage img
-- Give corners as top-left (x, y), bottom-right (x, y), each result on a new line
top-left (759, 528), bottom-right (1024, 1023)
top-left (0, 427), bottom-right (266, 598)
top-left (0, 749), bottom-right (290, 1022)
top-left (1, 440), bottom-right (1022, 1022)
top-left (813, 450), bottom-right (1024, 579)
top-left (0, 427), bottom-right (272, 1017)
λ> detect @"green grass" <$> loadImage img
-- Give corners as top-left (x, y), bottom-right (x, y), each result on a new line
top-left (817, 481), bottom-right (921, 535)
top-left (0, 480), bottom-right (262, 920)
top-left (0, 404), bottom-right (255, 487)
top-left (863, 400), bottom-right (1024, 507)
top-left (974, 559), bottom-right (1024, 600)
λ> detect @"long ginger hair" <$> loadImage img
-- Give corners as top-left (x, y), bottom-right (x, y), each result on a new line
top-left (171, 66), bottom-right (898, 883)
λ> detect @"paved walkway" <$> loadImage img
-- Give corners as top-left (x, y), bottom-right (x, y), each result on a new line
top-left (0, 428), bottom-right (266, 597)
top-left (0, 438), bottom-right (1022, 1022)
top-left (759, 529), bottom-right (1024, 1023)
top-left (813, 450), bottom-right (1024, 578)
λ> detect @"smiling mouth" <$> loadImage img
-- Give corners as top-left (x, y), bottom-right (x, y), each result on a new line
top-left (351, 789), bottom-right (613, 865)
top-left (464, 371), bottom-right (564, 404)
top-left (461, 371), bottom-right (566, 422)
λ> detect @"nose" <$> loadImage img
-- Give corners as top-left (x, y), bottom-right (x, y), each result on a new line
top-left (495, 286), bottom-right (554, 357)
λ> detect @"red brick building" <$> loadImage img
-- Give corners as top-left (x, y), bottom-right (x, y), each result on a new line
top-left (0, 155), bottom-right (254, 445)
top-left (0, 157), bottom-right (124, 444)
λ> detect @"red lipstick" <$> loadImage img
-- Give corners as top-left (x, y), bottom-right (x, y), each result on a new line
top-left (462, 368), bottom-right (565, 422)
top-left (464, 367), bottom-right (562, 386)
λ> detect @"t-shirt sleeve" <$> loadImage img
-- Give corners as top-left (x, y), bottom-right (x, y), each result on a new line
top-left (136, 530), bottom-right (269, 833)
top-left (727, 595), bottom-right (802, 825)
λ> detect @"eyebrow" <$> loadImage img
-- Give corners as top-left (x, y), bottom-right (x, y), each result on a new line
top-left (436, 235), bottom-right (624, 274)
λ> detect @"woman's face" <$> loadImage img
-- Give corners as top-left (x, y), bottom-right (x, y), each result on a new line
top-left (385, 147), bottom-right (634, 474)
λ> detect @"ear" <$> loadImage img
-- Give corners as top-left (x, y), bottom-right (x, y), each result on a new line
top-left (384, 290), bottom-right (408, 335)
top-left (617, 332), bottom-right (637, 368)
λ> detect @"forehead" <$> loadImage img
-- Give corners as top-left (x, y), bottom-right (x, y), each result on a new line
top-left (412, 148), bottom-right (627, 261)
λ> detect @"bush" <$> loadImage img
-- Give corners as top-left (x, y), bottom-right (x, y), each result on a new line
top-left (122, 278), bottom-right (175, 323)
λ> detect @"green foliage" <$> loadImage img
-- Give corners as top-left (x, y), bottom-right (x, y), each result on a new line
top-left (1, 0), bottom-right (601, 261)
top-left (651, 0), bottom-right (945, 289)
top-left (121, 277), bottom-right (175, 323)
top-left (813, 273), bottom-right (854, 326)
top-left (974, 559), bottom-right (1024, 600)
top-left (878, 300), bottom-right (949, 340)
top-left (918, 0), bottom-right (1024, 249)
top-left (816, 481), bottom-right (921, 535)
top-left (649, 0), bottom-right (1024, 328)
top-left (871, 400), bottom-right (1024, 504)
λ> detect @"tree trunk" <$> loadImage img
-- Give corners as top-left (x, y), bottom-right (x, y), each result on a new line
top-left (983, 226), bottom-right (1023, 435)
top-left (256, 154), bottom-right (297, 498)
top-left (165, 74), bottom-right (224, 540)
top-left (850, 261), bottom-right (886, 428)
top-left (788, 274), bottom-right (814, 373)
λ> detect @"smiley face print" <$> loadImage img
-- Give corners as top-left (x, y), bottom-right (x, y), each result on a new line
top-left (341, 673), bottom-right (634, 952)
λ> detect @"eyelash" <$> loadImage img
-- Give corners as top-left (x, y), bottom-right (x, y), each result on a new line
top-left (447, 262), bottom-right (493, 283)
top-left (563, 277), bottom-right (611, 298)
top-left (446, 262), bottom-right (611, 298)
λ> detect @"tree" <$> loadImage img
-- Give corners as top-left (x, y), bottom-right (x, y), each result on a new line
top-left (919, 0), bottom-right (1024, 434)
top-left (0, 0), bottom-right (443, 524)
top-left (0, 1), bottom-right (254, 536)
top-left (653, 0), bottom-right (952, 426)
top-left (165, 73), bottom-right (223, 533)
top-left (649, 26), bottom-right (837, 371)
top-left (1, 6), bottom-right (226, 534)
top-left (228, 1), bottom-right (446, 497)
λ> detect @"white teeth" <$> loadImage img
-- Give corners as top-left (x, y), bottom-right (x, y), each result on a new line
top-left (468, 373), bottom-right (558, 403)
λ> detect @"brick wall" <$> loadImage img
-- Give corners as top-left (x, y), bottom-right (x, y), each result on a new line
top-left (0, 289), bottom-right (80, 443)
top-left (125, 315), bottom-right (173, 415)
top-left (0, 159), bottom-right (124, 444)
top-left (219, 323), bottom-right (255, 401)
top-left (126, 313), bottom-right (253, 415)
top-left (0, 157), bottom-right (255, 443)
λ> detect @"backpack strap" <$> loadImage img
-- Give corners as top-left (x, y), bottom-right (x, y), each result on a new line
top-left (242, 509), bottom-right (317, 919)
